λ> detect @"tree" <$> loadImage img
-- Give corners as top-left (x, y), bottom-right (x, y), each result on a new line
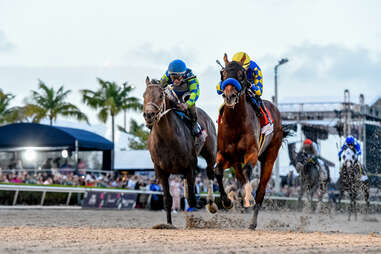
top-left (0, 89), bottom-right (16, 124)
top-left (119, 119), bottom-right (149, 150)
top-left (81, 78), bottom-right (142, 144)
top-left (25, 80), bottom-right (89, 125)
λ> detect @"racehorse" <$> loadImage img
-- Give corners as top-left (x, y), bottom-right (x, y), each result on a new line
top-left (295, 152), bottom-right (327, 212)
top-left (338, 147), bottom-right (370, 221)
top-left (215, 54), bottom-right (291, 230)
top-left (143, 77), bottom-right (218, 226)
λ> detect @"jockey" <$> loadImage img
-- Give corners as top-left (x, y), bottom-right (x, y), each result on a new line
top-left (338, 135), bottom-right (367, 181)
top-left (296, 139), bottom-right (328, 181)
top-left (338, 135), bottom-right (362, 159)
top-left (160, 59), bottom-right (202, 136)
top-left (217, 52), bottom-right (273, 135)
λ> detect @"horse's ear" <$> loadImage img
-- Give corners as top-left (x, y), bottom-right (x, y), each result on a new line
top-left (223, 53), bottom-right (229, 66)
top-left (240, 54), bottom-right (246, 66)
top-left (146, 76), bottom-right (150, 86)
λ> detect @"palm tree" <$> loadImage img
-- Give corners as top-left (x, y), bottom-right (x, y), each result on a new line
top-left (81, 78), bottom-right (142, 144)
top-left (118, 119), bottom-right (149, 150)
top-left (0, 89), bottom-right (16, 124)
top-left (25, 80), bottom-right (89, 125)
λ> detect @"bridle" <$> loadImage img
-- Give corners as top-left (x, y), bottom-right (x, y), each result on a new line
top-left (144, 83), bottom-right (174, 127)
top-left (221, 63), bottom-right (250, 107)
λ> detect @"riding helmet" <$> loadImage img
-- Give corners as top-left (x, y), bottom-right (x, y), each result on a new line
top-left (346, 136), bottom-right (355, 145)
top-left (168, 59), bottom-right (187, 75)
top-left (303, 139), bottom-right (313, 145)
top-left (232, 52), bottom-right (251, 69)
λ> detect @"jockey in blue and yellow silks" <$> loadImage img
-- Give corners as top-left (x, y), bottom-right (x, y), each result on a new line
top-left (160, 59), bottom-right (202, 136)
top-left (217, 52), bottom-right (273, 135)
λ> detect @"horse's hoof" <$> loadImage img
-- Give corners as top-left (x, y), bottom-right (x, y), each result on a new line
top-left (152, 224), bottom-right (177, 229)
top-left (222, 199), bottom-right (233, 210)
top-left (207, 203), bottom-right (218, 214)
top-left (244, 199), bottom-right (256, 208)
top-left (249, 224), bottom-right (257, 230)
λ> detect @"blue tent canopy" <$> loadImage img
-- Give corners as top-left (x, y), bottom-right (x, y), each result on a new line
top-left (0, 123), bottom-right (113, 151)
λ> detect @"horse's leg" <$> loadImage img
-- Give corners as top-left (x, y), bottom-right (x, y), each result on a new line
top-left (243, 151), bottom-right (258, 208)
top-left (185, 168), bottom-right (197, 210)
top-left (215, 152), bottom-right (232, 209)
top-left (353, 188), bottom-right (357, 221)
top-left (249, 143), bottom-right (280, 230)
top-left (200, 138), bottom-right (218, 213)
top-left (158, 171), bottom-right (172, 224)
top-left (298, 181), bottom-right (305, 211)
top-left (364, 183), bottom-right (370, 215)
top-left (205, 156), bottom-right (218, 213)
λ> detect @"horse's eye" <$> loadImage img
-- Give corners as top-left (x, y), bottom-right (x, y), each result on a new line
top-left (222, 94), bottom-right (226, 98)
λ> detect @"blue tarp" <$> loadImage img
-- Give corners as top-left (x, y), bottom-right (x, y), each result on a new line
top-left (0, 123), bottom-right (113, 151)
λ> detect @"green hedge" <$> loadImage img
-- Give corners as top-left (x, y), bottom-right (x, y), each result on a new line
top-left (0, 190), bottom-right (82, 206)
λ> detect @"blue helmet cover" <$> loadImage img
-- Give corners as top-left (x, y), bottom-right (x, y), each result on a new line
top-left (346, 136), bottom-right (355, 145)
top-left (168, 59), bottom-right (186, 74)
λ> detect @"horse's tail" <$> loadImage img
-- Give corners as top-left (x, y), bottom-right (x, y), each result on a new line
top-left (282, 123), bottom-right (296, 140)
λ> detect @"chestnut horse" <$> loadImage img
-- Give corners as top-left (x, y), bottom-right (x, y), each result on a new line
top-left (143, 77), bottom-right (219, 226)
top-left (216, 54), bottom-right (290, 230)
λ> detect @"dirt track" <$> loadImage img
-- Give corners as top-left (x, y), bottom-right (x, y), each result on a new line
top-left (0, 208), bottom-right (380, 253)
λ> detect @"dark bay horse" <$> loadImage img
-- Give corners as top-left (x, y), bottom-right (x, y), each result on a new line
top-left (216, 54), bottom-right (290, 230)
top-left (338, 147), bottom-right (370, 221)
top-left (295, 152), bottom-right (327, 212)
top-left (143, 77), bottom-right (218, 226)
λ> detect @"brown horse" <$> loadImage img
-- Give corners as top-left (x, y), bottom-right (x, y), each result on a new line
top-left (216, 54), bottom-right (290, 230)
top-left (143, 77), bottom-right (218, 226)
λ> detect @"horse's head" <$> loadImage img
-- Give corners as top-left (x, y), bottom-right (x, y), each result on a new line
top-left (143, 77), bottom-right (165, 127)
top-left (220, 53), bottom-right (249, 107)
top-left (342, 147), bottom-right (357, 169)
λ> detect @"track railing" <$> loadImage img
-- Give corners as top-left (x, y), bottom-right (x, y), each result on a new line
top-left (0, 184), bottom-right (379, 206)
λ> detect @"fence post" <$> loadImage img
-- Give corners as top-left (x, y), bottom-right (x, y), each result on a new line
top-left (66, 192), bottom-right (72, 206)
top-left (13, 190), bottom-right (19, 206)
top-left (40, 191), bottom-right (46, 206)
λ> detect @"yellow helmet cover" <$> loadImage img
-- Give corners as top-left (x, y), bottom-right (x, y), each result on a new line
top-left (232, 52), bottom-right (251, 69)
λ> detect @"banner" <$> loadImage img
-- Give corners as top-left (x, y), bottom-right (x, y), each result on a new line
top-left (82, 191), bottom-right (137, 209)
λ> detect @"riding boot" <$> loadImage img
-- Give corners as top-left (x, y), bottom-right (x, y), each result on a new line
top-left (357, 162), bottom-right (369, 182)
top-left (247, 93), bottom-right (263, 118)
top-left (189, 105), bottom-right (202, 136)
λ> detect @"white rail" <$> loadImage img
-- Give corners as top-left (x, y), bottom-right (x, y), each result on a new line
top-left (0, 184), bottom-right (379, 206)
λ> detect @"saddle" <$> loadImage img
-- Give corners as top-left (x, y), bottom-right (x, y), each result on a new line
top-left (246, 91), bottom-right (273, 128)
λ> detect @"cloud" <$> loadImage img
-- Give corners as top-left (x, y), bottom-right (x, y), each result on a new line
top-left (123, 43), bottom-right (199, 69)
top-left (247, 43), bottom-right (381, 103)
top-left (0, 31), bottom-right (14, 52)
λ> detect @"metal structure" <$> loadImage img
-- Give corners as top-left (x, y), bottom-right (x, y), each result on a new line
top-left (274, 58), bottom-right (289, 192)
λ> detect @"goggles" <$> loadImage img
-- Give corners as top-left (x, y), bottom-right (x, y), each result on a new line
top-left (169, 74), bottom-right (184, 81)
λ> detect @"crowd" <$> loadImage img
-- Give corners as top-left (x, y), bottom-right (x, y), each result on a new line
top-left (1, 163), bottom-right (380, 209)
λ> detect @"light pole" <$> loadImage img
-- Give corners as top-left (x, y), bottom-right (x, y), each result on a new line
top-left (274, 57), bottom-right (288, 193)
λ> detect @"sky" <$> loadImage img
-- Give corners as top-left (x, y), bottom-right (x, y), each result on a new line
top-left (1, 0), bottom-right (381, 130)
